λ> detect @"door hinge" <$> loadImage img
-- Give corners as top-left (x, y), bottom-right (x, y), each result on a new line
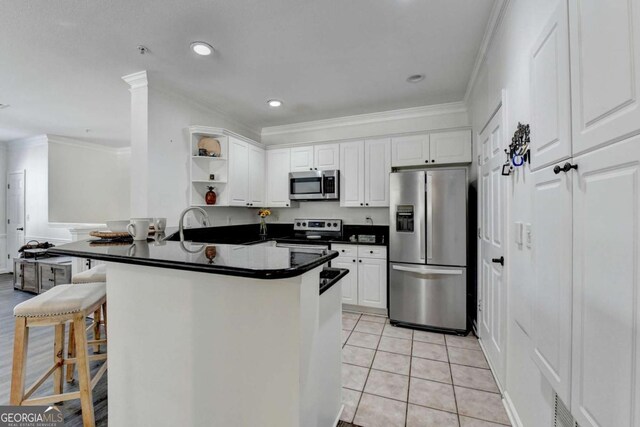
top-left (477, 227), bottom-right (481, 238)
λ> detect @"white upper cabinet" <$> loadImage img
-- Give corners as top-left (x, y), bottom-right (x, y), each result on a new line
top-left (228, 137), bottom-right (250, 206)
top-left (571, 137), bottom-right (640, 427)
top-left (430, 130), bottom-right (472, 164)
top-left (569, 0), bottom-right (640, 155)
top-left (391, 134), bottom-right (430, 167)
top-left (532, 162), bottom-right (573, 405)
top-left (340, 139), bottom-right (390, 207)
top-left (290, 146), bottom-right (315, 171)
top-left (266, 149), bottom-right (292, 208)
top-left (391, 131), bottom-right (471, 167)
top-left (314, 143), bottom-right (340, 170)
top-left (248, 145), bottom-right (265, 206)
top-left (364, 138), bottom-right (391, 207)
top-left (530, 1), bottom-right (572, 170)
top-left (340, 141), bottom-right (365, 207)
top-left (228, 137), bottom-right (264, 207)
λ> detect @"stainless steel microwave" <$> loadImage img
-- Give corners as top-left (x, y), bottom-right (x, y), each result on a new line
top-left (289, 170), bottom-right (340, 201)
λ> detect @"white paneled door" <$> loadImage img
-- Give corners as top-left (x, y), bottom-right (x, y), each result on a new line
top-left (478, 104), bottom-right (507, 387)
top-left (531, 163), bottom-right (573, 405)
top-left (571, 137), bottom-right (640, 427)
top-left (569, 0), bottom-right (640, 155)
top-left (7, 171), bottom-right (25, 259)
top-left (530, 0), bottom-right (572, 170)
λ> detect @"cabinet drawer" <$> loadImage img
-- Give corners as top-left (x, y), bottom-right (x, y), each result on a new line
top-left (358, 245), bottom-right (387, 259)
top-left (332, 244), bottom-right (357, 257)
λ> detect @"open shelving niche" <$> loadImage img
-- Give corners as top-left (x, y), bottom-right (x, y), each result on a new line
top-left (189, 126), bottom-right (230, 207)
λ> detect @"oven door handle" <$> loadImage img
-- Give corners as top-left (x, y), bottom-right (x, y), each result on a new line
top-left (320, 174), bottom-right (325, 196)
top-left (392, 265), bottom-right (463, 275)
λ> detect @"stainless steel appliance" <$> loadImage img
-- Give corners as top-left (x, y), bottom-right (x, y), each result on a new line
top-left (289, 170), bottom-right (339, 201)
top-left (389, 169), bottom-right (467, 332)
top-left (275, 219), bottom-right (342, 252)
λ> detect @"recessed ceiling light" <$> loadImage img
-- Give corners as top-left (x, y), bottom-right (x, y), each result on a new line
top-left (406, 74), bottom-right (425, 83)
top-left (190, 41), bottom-right (214, 56)
top-left (267, 99), bottom-right (283, 108)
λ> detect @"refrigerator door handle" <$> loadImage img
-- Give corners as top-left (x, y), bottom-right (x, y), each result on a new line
top-left (419, 175), bottom-right (426, 261)
top-left (392, 265), bottom-right (463, 275)
top-left (426, 173), bottom-right (433, 261)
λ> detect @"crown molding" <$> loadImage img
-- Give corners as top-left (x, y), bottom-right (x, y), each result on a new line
top-left (261, 101), bottom-right (468, 138)
top-left (463, 0), bottom-right (512, 106)
top-left (6, 134), bottom-right (48, 149)
top-left (47, 134), bottom-right (129, 154)
top-left (188, 126), bottom-right (262, 148)
top-left (122, 70), bottom-right (148, 89)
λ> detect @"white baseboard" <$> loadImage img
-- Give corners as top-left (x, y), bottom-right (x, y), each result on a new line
top-left (503, 391), bottom-right (524, 427)
top-left (333, 405), bottom-right (344, 427)
top-left (477, 337), bottom-right (523, 427)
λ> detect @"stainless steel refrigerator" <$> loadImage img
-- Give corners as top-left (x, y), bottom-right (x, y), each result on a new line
top-left (389, 169), bottom-right (467, 333)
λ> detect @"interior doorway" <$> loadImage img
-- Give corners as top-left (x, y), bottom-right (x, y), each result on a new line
top-left (7, 171), bottom-right (26, 261)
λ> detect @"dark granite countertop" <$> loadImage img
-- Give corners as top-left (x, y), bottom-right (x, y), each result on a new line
top-left (47, 239), bottom-right (338, 280)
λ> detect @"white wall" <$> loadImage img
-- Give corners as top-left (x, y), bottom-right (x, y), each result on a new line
top-left (467, 0), bottom-right (561, 425)
top-left (48, 136), bottom-right (130, 223)
top-left (5, 136), bottom-right (71, 245)
top-left (145, 85), bottom-right (261, 226)
top-left (0, 141), bottom-right (7, 271)
top-left (265, 103), bottom-right (470, 225)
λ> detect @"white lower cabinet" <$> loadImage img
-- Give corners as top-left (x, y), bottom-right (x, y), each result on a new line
top-left (333, 244), bottom-right (387, 309)
top-left (571, 137), bottom-right (640, 427)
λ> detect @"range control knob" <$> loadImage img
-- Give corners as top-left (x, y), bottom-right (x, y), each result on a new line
top-left (296, 222), bottom-right (301, 226)
top-left (333, 222), bottom-right (338, 227)
top-left (302, 222), bottom-right (307, 227)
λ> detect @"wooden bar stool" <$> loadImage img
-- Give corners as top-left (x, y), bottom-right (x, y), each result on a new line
top-left (67, 265), bottom-right (107, 383)
top-left (10, 282), bottom-right (107, 427)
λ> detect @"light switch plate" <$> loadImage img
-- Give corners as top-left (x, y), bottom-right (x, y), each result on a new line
top-left (525, 223), bottom-right (532, 249)
top-left (514, 222), bottom-right (523, 246)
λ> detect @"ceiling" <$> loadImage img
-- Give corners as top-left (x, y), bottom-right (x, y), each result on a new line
top-left (0, 0), bottom-right (495, 147)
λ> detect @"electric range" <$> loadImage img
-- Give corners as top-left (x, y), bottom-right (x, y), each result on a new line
top-left (275, 219), bottom-right (343, 250)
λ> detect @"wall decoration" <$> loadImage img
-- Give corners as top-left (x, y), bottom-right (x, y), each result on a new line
top-left (205, 187), bottom-right (217, 205)
top-left (198, 137), bottom-right (222, 157)
top-left (502, 122), bottom-right (531, 176)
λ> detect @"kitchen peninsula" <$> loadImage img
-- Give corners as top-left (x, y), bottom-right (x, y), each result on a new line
top-left (48, 239), bottom-right (343, 427)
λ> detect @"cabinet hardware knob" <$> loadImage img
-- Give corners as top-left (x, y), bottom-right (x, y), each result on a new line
top-left (431, 159), bottom-right (435, 163)
top-left (352, 259), bottom-right (356, 262)
top-left (358, 259), bottom-right (362, 263)
top-left (309, 168), bottom-right (313, 170)
top-left (553, 165), bottom-right (562, 174)
top-left (425, 160), bottom-right (428, 163)
top-left (360, 203), bottom-right (363, 206)
top-left (491, 256), bottom-right (504, 266)
top-left (286, 204), bottom-right (289, 207)
top-left (365, 203), bottom-right (369, 206)
top-left (341, 250), bottom-right (345, 252)
top-left (370, 250), bottom-right (373, 253)
top-left (555, 162), bottom-right (578, 174)
top-left (315, 168), bottom-right (318, 170)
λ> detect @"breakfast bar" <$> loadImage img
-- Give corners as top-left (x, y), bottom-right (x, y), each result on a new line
top-left (48, 240), bottom-right (343, 427)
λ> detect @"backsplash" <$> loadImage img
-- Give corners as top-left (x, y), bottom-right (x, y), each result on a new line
top-left (269, 202), bottom-right (389, 225)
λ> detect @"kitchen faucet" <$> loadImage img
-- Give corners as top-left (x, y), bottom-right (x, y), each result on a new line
top-left (179, 207), bottom-right (211, 241)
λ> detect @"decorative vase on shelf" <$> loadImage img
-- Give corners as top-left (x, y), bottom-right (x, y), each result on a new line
top-left (205, 187), bottom-right (217, 205)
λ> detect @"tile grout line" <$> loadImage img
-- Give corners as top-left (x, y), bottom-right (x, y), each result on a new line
top-left (405, 330), bottom-right (414, 427)
top-left (352, 311), bottom-right (385, 425)
top-left (446, 337), bottom-right (463, 427)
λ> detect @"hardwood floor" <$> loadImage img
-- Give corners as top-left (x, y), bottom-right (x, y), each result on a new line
top-left (0, 273), bottom-right (107, 426)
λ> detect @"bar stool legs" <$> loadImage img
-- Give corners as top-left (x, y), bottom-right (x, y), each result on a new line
top-left (10, 283), bottom-right (107, 427)
top-left (66, 302), bottom-right (107, 384)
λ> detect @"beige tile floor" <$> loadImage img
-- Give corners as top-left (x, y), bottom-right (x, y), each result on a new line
top-left (341, 311), bottom-right (511, 427)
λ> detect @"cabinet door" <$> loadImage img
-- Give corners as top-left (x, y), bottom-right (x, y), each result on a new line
top-left (39, 265), bottom-right (55, 293)
top-left (290, 146), bottom-right (314, 171)
top-left (571, 137), bottom-right (640, 427)
top-left (339, 141), bottom-right (365, 207)
top-left (228, 138), bottom-right (250, 206)
top-left (248, 145), bottom-right (265, 206)
top-left (266, 149), bottom-right (292, 207)
top-left (569, 0), bottom-right (640, 155)
top-left (364, 138), bottom-right (391, 207)
top-left (532, 163), bottom-right (573, 405)
top-left (429, 130), bottom-right (472, 165)
top-left (530, 1), bottom-right (571, 170)
top-left (332, 256), bottom-right (358, 305)
top-left (357, 257), bottom-right (387, 309)
top-left (314, 143), bottom-right (340, 170)
top-left (391, 134), bottom-right (430, 167)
